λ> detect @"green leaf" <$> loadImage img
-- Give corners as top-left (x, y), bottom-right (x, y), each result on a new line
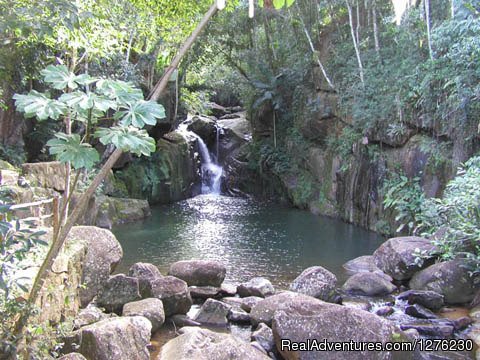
top-left (94, 126), bottom-right (156, 156)
top-left (115, 100), bottom-right (166, 128)
top-left (273, 0), bottom-right (285, 9)
top-left (14, 91), bottom-right (67, 120)
top-left (47, 133), bottom-right (99, 170)
top-left (96, 79), bottom-right (143, 105)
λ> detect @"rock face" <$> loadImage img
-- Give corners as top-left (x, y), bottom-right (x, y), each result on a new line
top-left (94, 196), bottom-right (151, 229)
top-left (289, 266), bottom-right (337, 301)
top-left (96, 274), bottom-right (141, 313)
top-left (342, 272), bottom-right (396, 296)
top-left (122, 298), bottom-right (165, 332)
top-left (168, 260), bottom-right (226, 287)
top-left (150, 276), bottom-right (192, 316)
top-left (409, 260), bottom-right (477, 304)
top-left (67, 316), bottom-right (151, 360)
top-left (187, 115), bottom-right (217, 146)
top-left (373, 236), bottom-right (436, 280)
top-left (128, 262), bottom-right (163, 297)
top-left (272, 297), bottom-right (406, 360)
top-left (159, 327), bottom-right (270, 360)
top-left (237, 277), bottom-right (275, 298)
top-left (22, 161), bottom-right (66, 191)
top-left (193, 298), bottom-right (231, 326)
top-left (66, 226), bottom-right (123, 307)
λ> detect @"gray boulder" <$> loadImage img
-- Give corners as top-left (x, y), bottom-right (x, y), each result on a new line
top-left (67, 316), bottom-right (151, 360)
top-left (272, 297), bottom-right (408, 360)
top-left (159, 326), bottom-right (270, 360)
top-left (409, 260), bottom-right (477, 304)
top-left (73, 304), bottom-right (113, 329)
top-left (343, 255), bottom-right (383, 275)
top-left (58, 354), bottom-right (87, 360)
top-left (150, 276), bottom-right (192, 316)
top-left (373, 236), bottom-right (436, 281)
top-left (128, 262), bottom-right (162, 297)
top-left (250, 291), bottom-right (315, 327)
top-left (122, 298), bottom-right (165, 332)
top-left (66, 226), bottom-right (123, 307)
top-left (240, 296), bottom-right (264, 312)
top-left (289, 266), bottom-right (337, 301)
top-left (252, 323), bottom-right (275, 353)
top-left (342, 272), bottom-right (396, 296)
top-left (193, 298), bottom-right (231, 326)
top-left (168, 260), bottom-right (226, 287)
top-left (96, 274), bottom-right (141, 313)
top-left (238, 277), bottom-right (275, 298)
top-left (228, 308), bottom-right (251, 324)
top-left (188, 286), bottom-right (221, 300)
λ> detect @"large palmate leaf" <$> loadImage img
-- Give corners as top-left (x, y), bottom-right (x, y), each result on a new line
top-left (114, 100), bottom-right (166, 128)
top-left (59, 91), bottom-right (116, 112)
top-left (41, 65), bottom-right (96, 90)
top-left (94, 126), bottom-right (156, 156)
top-left (13, 90), bottom-right (67, 120)
top-left (96, 79), bottom-right (143, 106)
top-left (47, 133), bottom-right (99, 170)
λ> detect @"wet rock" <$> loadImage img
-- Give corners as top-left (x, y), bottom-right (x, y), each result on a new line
top-left (66, 316), bottom-right (151, 360)
top-left (150, 276), bottom-right (192, 317)
top-left (375, 306), bottom-right (394, 317)
top-left (405, 304), bottom-right (438, 319)
top-left (122, 298), bottom-right (165, 332)
top-left (228, 308), bottom-right (251, 324)
top-left (250, 291), bottom-right (319, 327)
top-left (128, 262), bottom-right (162, 297)
top-left (252, 323), bottom-right (275, 353)
top-left (67, 226), bottom-right (123, 307)
top-left (289, 266), bottom-right (337, 302)
top-left (272, 295), bottom-right (407, 360)
top-left (73, 304), bottom-right (112, 329)
top-left (170, 314), bottom-right (201, 327)
top-left (342, 272), bottom-right (396, 296)
top-left (343, 300), bottom-right (371, 312)
top-left (342, 255), bottom-right (383, 275)
top-left (96, 274), bottom-right (141, 313)
top-left (168, 260), bottom-right (226, 287)
top-left (187, 115), bottom-right (217, 145)
top-left (240, 296), bottom-right (264, 312)
top-left (409, 260), bottom-right (477, 304)
top-left (397, 290), bottom-right (445, 311)
top-left (373, 236), bottom-right (437, 281)
top-left (453, 317), bottom-right (473, 331)
top-left (159, 326), bottom-right (270, 360)
top-left (188, 286), bottom-right (221, 300)
top-left (193, 298), bottom-right (231, 326)
top-left (400, 324), bottom-right (454, 338)
top-left (238, 277), bottom-right (275, 298)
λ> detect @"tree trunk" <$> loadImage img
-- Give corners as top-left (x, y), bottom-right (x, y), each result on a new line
top-left (148, 2), bottom-right (218, 101)
top-left (424, 0), bottom-right (434, 60)
top-left (347, 0), bottom-right (365, 84)
top-left (372, 1), bottom-right (380, 54)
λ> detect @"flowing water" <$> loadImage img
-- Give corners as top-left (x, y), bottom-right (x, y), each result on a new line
top-left (113, 195), bottom-right (385, 287)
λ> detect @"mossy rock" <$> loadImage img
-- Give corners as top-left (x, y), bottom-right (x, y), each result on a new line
top-left (0, 160), bottom-right (17, 171)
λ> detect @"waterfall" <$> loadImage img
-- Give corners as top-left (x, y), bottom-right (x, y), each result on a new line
top-left (178, 122), bottom-right (223, 195)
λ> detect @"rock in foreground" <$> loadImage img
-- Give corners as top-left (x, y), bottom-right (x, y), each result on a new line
top-left (290, 266), bottom-right (337, 301)
top-left (168, 260), bottom-right (226, 287)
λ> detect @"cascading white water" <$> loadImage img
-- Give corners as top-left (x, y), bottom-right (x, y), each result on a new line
top-left (178, 122), bottom-right (223, 195)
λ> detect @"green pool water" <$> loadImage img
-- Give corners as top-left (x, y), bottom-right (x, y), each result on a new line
top-left (113, 194), bottom-right (385, 288)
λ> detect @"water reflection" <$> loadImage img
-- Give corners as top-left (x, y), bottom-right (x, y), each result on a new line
top-left (113, 195), bottom-right (385, 288)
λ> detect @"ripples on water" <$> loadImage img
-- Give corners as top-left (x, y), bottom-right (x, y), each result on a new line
top-left (113, 195), bottom-right (385, 288)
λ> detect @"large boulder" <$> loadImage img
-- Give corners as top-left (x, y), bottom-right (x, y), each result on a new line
top-left (66, 316), bottom-right (151, 360)
top-left (95, 197), bottom-right (151, 229)
top-left (187, 115), bottom-right (217, 146)
top-left (409, 260), bottom-right (477, 304)
top-left (66, 226), bottom-right (123, 307)
top-left (252, 323), bottom-right (275, 354)
top-left (343, 255), bottom-right (383, 275)
top-left (128, 262), bottom-right (163, 297)
top-left (168, 260), bottom-right (226, 287)
top-left (96, 274), bottom-right (141, 313)
top-left (22, 161), bottom-right (66, 191)
top-left (250, 291), bottom-right (315, 327)
top-left (272, 297), bottom-right (409, 360)
top-left (159, 326), bottom-right (270, 360)
top-left (289, 266), bottom-right (337, 301)
top-left (237, 277), bottom-right (275, 298)
top-left (73, 304), bottom-right (114, 329)
top-left (150, 276), bottom-right (192, 316)
top-left (342, 272), bottom-right (396, 296)
top-left (373, 236), bottom-right (437, 281)
top-left (122, 298), bottom-right (165, 332)
top-left (193, 298), bottom-right (231, 326)
top-left (396, 290), bottom-right (444, 311)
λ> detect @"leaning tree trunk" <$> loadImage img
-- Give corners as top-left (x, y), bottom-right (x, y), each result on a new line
top-left (346, 0), bottom-right (365, 84)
